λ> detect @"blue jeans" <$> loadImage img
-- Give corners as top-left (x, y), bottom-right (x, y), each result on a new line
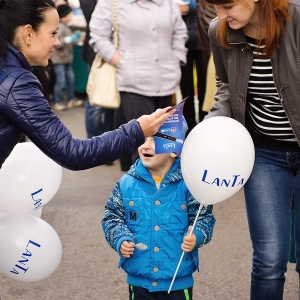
top-left (244, 146), bottom-right (300, 299)
top-left (85, 99), bottom-right (115, 138)
top-left (53, 63), bottom-right (74, 103)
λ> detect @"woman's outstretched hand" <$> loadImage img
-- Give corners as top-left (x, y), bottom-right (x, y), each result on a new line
top-left (137, 107), bottom-right (175, 137)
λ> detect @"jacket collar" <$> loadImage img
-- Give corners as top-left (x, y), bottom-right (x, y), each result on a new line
top-left (227, 27), bottom-right (248, 45)
top-left (129, 156), bottom-right (182, 186)
top-left (5, 42), bottom-right (31, 71)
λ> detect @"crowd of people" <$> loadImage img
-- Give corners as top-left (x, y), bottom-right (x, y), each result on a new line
top-left (0, 0), bottom-right (299, 299)
top-left (32, 0), bottom-right (86, 111)
top-left (52, 0), bottom-right (217, 170)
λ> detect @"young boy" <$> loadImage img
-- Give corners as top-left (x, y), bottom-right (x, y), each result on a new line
top-left (102, 121), bottom-right (216, 300)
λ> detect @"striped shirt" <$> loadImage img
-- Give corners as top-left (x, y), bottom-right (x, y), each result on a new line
top-left (245, 37), bottom-right (298, 149)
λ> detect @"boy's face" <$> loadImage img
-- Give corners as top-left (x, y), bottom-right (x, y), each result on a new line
top-left (138, 137), bottom-right (176, 172)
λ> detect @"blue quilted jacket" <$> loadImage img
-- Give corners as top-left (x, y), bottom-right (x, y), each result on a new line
top-left (102, 157), bottom-right (215, 292)
top-left (0, 43), bottom-right (144, 170)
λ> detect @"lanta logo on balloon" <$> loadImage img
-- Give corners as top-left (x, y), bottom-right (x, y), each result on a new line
top-left (31, 188), bottom-right (44, 211)
top-left (10, 240), bottom-right (41, 275)
top-left (0, 142), bottom-right (62, 214)
top-left (181, 117), bottom-right (255, 205)
top-left (0, 143), bottom-right (63, 283)
top-left (0, 215), bottom-right (62, 282)
top-left (201, 169), bottom-right (245, 187)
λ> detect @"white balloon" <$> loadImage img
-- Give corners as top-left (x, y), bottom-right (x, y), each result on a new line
top-left (0, 214), bottom-right (62, 282)
top-left (181, 117), bottom-right (255, 205)
top-left (0, 207), bottom-right (43, 219)
top-left (0, 142), bottom-right (62, 214)
top-left (28, 207), bottom-right (43, 218)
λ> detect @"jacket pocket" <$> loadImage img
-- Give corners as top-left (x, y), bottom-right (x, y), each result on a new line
top-left (169, 200), bottom-right (188, 227)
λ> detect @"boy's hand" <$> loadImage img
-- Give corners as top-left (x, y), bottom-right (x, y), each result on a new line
top-left (120, 241), bottom-right (135, 258)
top-left (181, 226), bottom-right (196, 252)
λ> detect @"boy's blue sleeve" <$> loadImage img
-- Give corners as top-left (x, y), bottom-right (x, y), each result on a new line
top-left (101, 180), bottom-right (135, 252)
top-left (187, 192), bottom-right (216, 247)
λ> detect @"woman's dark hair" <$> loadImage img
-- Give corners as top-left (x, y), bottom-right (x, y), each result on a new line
top-left (0, 0), bottom-right (56, 59)
top-left (204, 0), bottom-right (289, 57)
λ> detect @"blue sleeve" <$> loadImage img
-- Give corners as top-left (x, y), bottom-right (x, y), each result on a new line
top-left (6, 72), bottom-right (145, 170)
top-left (101, 180), bottom-right (135, 252)
top-left (187, 193), bottom-right (216, 247)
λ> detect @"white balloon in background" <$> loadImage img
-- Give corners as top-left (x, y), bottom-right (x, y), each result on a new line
top-left (0, 214), bottom-right (62, 282)
top-left (181, 117), bottom-right (255, 205)
top-left (0, 142), bottom-right (62, 214)
top-left (28, 207), bottom-right (43, 218)
top-left (0, 207), bottom-right (43, 219)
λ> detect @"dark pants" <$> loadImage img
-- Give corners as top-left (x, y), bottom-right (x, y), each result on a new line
top-left (180, 49), bottom-right (210, 134)
top-left (32, 62), bottom-right (54, 104)
top-left (85, 64), bottom-right (115, 140)
top-left (85, 100), bottom-right (115, 138)
top-left (115, 92), bottom-right (173, 171)
top-left (129, 285), bottom-right (193, 300)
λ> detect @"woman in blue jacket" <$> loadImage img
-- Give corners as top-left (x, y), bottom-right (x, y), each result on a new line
top-left (0, 0), bottom-right (174, 170)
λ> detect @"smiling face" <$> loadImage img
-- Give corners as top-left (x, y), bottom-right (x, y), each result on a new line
top-left (20, 8), bottom-right (60, 66)
top-left (138, 137), bottom-right (177, 177)
top-left (215, 0), bottom-right (259, 32)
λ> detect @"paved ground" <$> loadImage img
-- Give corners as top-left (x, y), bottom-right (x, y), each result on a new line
top-left (1, 106), bottom-right (298, 300)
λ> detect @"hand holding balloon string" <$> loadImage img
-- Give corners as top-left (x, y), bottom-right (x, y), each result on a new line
top-left (168, 205), bottom-right (203, 293)
top-left (181, 225), bottom-right (197, 252)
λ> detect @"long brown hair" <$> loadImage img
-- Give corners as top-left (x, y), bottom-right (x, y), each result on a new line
top-left (204, 0), bottom-right (289, 57)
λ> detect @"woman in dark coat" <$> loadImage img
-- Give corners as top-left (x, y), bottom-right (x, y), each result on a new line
top-left (0, 0), bottom-right (174, 170)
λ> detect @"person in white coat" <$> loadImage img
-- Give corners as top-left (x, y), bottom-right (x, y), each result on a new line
top-left (89, 0), bottom-right (188, 170)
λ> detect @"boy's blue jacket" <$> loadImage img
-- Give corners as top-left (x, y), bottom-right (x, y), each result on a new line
top-left (102, 157), bottom-right (215, 292)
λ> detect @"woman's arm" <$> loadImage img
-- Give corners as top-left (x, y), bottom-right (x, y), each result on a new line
top-left (5, 73), bottom-right (174, 170)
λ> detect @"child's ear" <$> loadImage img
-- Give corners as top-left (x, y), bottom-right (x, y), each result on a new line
top-left (171, 152), bottom-right (178, 158)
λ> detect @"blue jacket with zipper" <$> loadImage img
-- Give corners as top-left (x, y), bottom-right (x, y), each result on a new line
top-left (102, 157), bottom-right (215, 292)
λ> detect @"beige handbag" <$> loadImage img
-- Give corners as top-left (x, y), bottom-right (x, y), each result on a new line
top-left (86, 0), bottom-right (120, 109)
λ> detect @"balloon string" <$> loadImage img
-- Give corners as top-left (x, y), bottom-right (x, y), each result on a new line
top-left (168, 204), bottom-right (203, 294)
